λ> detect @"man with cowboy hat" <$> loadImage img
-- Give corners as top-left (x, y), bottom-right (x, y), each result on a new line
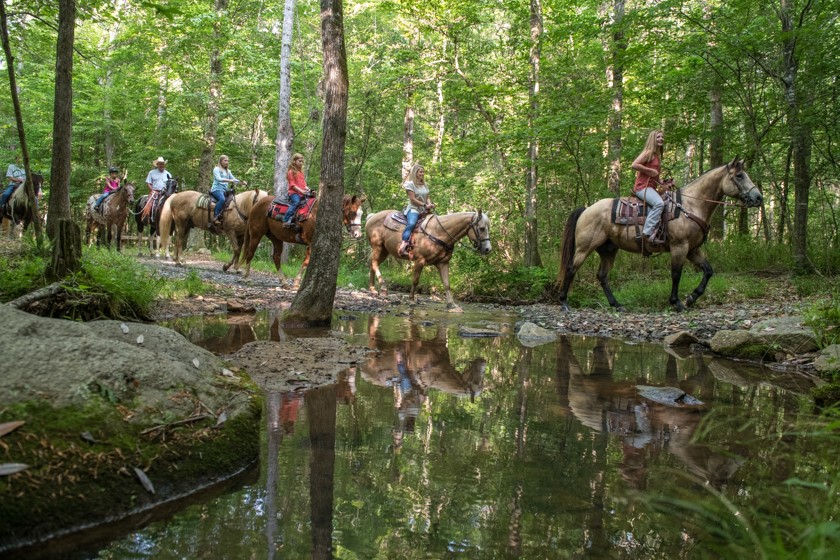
top-left (142, 157), bottom-right (172, 219)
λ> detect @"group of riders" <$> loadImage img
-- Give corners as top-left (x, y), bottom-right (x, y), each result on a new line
top-left (3, 128), bottom-right (672, 247)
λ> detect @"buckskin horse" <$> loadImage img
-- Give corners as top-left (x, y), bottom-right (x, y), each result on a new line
top-left (134, 177), bottom-right (178, 257)
top-left (1, 173), bottom-right (44, 238)
top-left (158, 188), bottom-right (271, 272)
top-left (239, 193), bottom-right (365, 287)
top-left (365, 209), bottom-right (492, 312)
top-left (84, 182), bottom-right (135, 250)
top-left (554, 158), bottom-right (762, 311)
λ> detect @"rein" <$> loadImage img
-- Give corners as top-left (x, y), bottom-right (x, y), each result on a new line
top-left (419, 212), bottom-right (484, 253)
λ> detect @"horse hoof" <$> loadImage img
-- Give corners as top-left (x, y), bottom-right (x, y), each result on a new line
top-left (448, 305), bottom-right (464, 313)
top-left (615, 305), bottom-right (626, 312)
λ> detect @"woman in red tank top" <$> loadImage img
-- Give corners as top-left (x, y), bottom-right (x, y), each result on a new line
top-left (631, 130), bottom-right (667, 245)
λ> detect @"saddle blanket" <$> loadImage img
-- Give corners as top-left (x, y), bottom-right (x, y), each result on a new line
top-left (383, 212), bottom-right (407, 231)
top-left (196, 194), bottom-right (213, 210)
top-left (267, 196), bottom-right (317, 222)
top-left (611, 191), bottom-right (681, 226)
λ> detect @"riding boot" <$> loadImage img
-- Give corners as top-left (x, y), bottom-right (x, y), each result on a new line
top-left (398, 240), bottom-right (409, 257)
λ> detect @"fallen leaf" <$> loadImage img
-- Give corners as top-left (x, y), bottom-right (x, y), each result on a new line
top-left (221, 368), bottom-right (234, 377)
top-left (215, 411), bottom-right (228, 428)
top-left (0, 421), bottom-right (25, 438)
top-left (192, 358), bottom-right (200, 369)
top-left (133, 467), bottom-right (155, 494)
top-left (136, 334), bottom-right (144, 345)
top-left (120, 323), bottom-right (130, 334)
top-left (0, 463), bottom-right (29, 476)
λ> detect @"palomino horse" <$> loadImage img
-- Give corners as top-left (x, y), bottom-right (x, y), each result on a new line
top-left (158, 188), bottom-right (271, 272)
top-left (366, 209), bottom-right (492, 311)
top-left (1, 173), bottom-right (44, 238)
top-left (134, 178), bottom-right (178, 257)
top-left (554, 158), bottom-right (762, 311)
top-left (239, 194), bottom-right (365, 287)
top-left (84, 182), bottom-right (135, 250)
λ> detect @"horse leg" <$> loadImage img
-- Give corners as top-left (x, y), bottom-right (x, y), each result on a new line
top-left (368, 245), bottom-right (388, 296)
top-left (682, 247), bottom-right (713, 309)
top-left (668, 247), bottom-right (690, 312)
top-left (293, 246), bottom-right (311, 289)
top-left (222, 231), bottom-right (238, 272)
top-left (595, 242), bottom-right (623, 311)
top-left (106, 224), bottom-right (114, 250)
top-left (115, 222), bottom-right (123, 252)
top-left (409, 262), bottom-right (425, 302)
top-left (435, 262), bottom-right (463, 312)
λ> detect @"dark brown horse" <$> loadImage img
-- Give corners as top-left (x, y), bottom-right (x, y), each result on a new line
top-left (1, 173), bottom-right (44, 238)
top-left (134, 177), bottom-right (178, 257)
top-left (365, 209), bottom-right (492, 312)
top-left (84, 182), bottom-right (135, 250)
top-left (554, 158), bottom-right (762, 311)
top-left (240, 194), bottom-right (365, 287)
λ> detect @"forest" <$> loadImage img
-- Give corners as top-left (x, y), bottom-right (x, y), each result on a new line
top-left (1, 0), bottom-right (839, 279)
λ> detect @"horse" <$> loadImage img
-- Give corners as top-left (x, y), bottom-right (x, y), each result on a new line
top-left (365, 209), bottom-right (492, 311)
top-left (239, 194), bottom-right (365, 287)
top-left (84, 182), bottom-right (135, 250)
top-left (158, 188), bottom-right (271, 272)
top-left (134, 177), bottom-right (178, 257)
top-left (1, 173), bottom-right (44, 238)
top-left (554, 158), bottom-right (762, 312)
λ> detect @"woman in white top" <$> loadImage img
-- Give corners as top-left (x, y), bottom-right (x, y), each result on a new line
top-left (398, 163), bottom-right (435, 256)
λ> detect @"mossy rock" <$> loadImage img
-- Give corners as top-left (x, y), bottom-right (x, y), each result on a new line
top-left (811, 383), bottom-right (840, 409)
top-left (0, 392), bottom-right (262, 552)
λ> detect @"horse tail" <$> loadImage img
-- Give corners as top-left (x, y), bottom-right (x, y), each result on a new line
top-left (559, 207), bottom-right (585, 284)
top-left (159, 197), bottom-right (174, 251)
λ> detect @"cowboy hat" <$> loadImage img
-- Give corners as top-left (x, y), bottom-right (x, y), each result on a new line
top-left (153, 157), bottom-right (167, 164)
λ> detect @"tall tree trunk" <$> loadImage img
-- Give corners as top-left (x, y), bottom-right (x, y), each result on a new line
top-left (197, 0), bottom-right (229, 190)
top-left (402, 99), bottom-right (414, 181)
top-left (273, 0), bottom-right (297, 197)
top-left (285, 0), bottom-right (348, 327)
top-left (0, 0), bottom-right (42, 243)
top-left (524, 0), bottom-right (543, 267)
top-left (155, 68), bottom-right (168, 143)
top-left (47, 0), bottom-right (81, 278)
top-left (432, 41), bottom-right (446, 165)
top-left (708, 81), bottom-right (725, 239)
top-left (779, 0), bottom-right (813, 272)
top-left (606, 0), bottom-right (625, 195)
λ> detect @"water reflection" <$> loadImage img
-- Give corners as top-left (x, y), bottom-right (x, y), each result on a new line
top-left (85, 310), bottom-right (820, 560)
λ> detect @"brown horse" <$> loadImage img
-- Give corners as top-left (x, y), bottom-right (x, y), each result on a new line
top-left (158, 188), bottom-right (270, 272)
top-left (84, 182), bottom-right (135, 250)
top-left (366, 209), bottom-right (492, 311)
top-left (134, 177), bottom-right (179, 257)
top-left (1, 173), bottom-right (44, 238)
top-left (554, 158), bottom-right (762, 311)
top-left (240, 194), bottom-right (365, 286)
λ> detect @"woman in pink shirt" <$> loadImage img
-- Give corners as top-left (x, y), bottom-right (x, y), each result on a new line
top-left (630, 130), bottom-right (667, 245)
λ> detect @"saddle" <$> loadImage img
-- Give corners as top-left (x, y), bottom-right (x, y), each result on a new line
top-left (611, 191), bottom-right (682, 248)
top-left (141, 190), bottom-right (162, 221)
top-left (267, 194), bottom-right (316, 224)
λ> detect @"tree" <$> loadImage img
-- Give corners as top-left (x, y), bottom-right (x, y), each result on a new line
top-left (273, 0), bottom-right (297, 198)
top-left (284, 0), bottom-right (348, 327)
top-left (524, 0), bottom-right (543, 267)
top-left (196, 0), bottom-right (229, 190)
top-left (0, 0), bottom-right (42, 244)
top-left (46, 0), bottom-right (81, 279)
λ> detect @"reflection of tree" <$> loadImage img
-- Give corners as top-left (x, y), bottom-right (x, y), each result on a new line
top-left (307, 385), bottom-right (337, 560)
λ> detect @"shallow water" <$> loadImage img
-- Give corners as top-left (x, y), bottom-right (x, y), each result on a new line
top-left (55, 309), bottom-right (822, 558)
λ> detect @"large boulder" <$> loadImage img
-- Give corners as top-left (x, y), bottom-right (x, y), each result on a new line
top-left (0, 304), bottom-right (261, 552)
top-left (516, 321), bottom-right (558, 347)
top-left (710, 315), bottom-right (818, 361)
top-left (814, 344), bottom-right (840, 374)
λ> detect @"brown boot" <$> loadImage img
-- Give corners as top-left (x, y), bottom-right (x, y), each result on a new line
top-left (397, 240), bottom-right (409, 257)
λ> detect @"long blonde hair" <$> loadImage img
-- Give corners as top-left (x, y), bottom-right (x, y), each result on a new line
top-left (406, 162), bottom-right (425, 185)
top-left (287, 153), bottom-right (304, 172)
top-left (638, 130), bottom-right (664, 164)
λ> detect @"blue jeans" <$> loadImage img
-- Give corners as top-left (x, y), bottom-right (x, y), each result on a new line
top-left (402, 210), bottom-right (419, 242)
top-left (635, 188), bottom-right (664, 236)
top-left (94, 192), bottom-right (110, 209)
top-left (210, 190), bottom-right (225, 219)
top-left (284, 193), bottom-right (302, 223)
top-left (0, 184), bottom-right (15, 208)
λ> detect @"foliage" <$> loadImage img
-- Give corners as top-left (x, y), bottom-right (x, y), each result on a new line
top-left (0, 245), bottom-right (47, 302)
top-left (158, 268), bottom-right (209, 299)
top-left (77, 248), bottom-right (163, 319)
top-left (804, 292), bottom-right (840, 348)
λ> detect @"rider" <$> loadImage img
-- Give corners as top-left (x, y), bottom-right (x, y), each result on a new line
top-left (0, 154), bottom-right (25, 223)
top-left (281, 153), bottom-right (311, 227)
top-left (94, 166), bottom-right (121, 212)
top-left (210, 154), bottom-right (245, 227)
top-left (631, 130), bottom-right (670, 245)
top-left (398, 162), bottom-right (435, 257)
top-left (143, 157), bottom-right (172, 217)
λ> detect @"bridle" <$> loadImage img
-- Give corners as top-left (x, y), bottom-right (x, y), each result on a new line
top-left (420, 211), bottom-right (488, 253)
top-left (467, 212), bottom-right (490, 250)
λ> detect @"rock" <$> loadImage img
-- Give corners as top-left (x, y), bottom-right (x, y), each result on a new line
top-left (458, 326), bottom-right (501, 338)
top-left (710, 315), bottom-right (818, 361)
top-left (636, 385), bottom-right (704, 407)
top-left (663, 331), bottom-right (698, 347)
top-left (516, 322), bottom-right (557, 347)
top-left (814, 344), bottom-right (840, 374)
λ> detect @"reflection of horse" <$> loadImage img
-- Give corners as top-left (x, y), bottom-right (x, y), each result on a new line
top-left (554, 336), bottom-right (743, 489)
top-left (239, 194), bottom-right (365, 287)
top-left (158, 188), bottom-right (270, 272)
top-left (555, 159), bottom-right (762, 311)
top-left (134, 178), bottom-right (178, 257)
top-left (365, 209), bottom-right (492, 311)
top-left (362, 315), bottom-right (487, 400)
top-left (84, 182), bottom-right (135, 250)
top-left (1, 173), bottom-right (44, 237)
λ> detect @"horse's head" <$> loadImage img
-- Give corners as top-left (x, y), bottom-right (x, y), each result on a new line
top-left (124, 181), bottom-right (136, 204)
top-left (343, 194), bottom-right (365, 240)
top-left (467, 209), bottom-right (492, 255)
top-left (723, 158), bottom-right (762, 208)
top-left (165, 177), bottom-right (179, 195)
